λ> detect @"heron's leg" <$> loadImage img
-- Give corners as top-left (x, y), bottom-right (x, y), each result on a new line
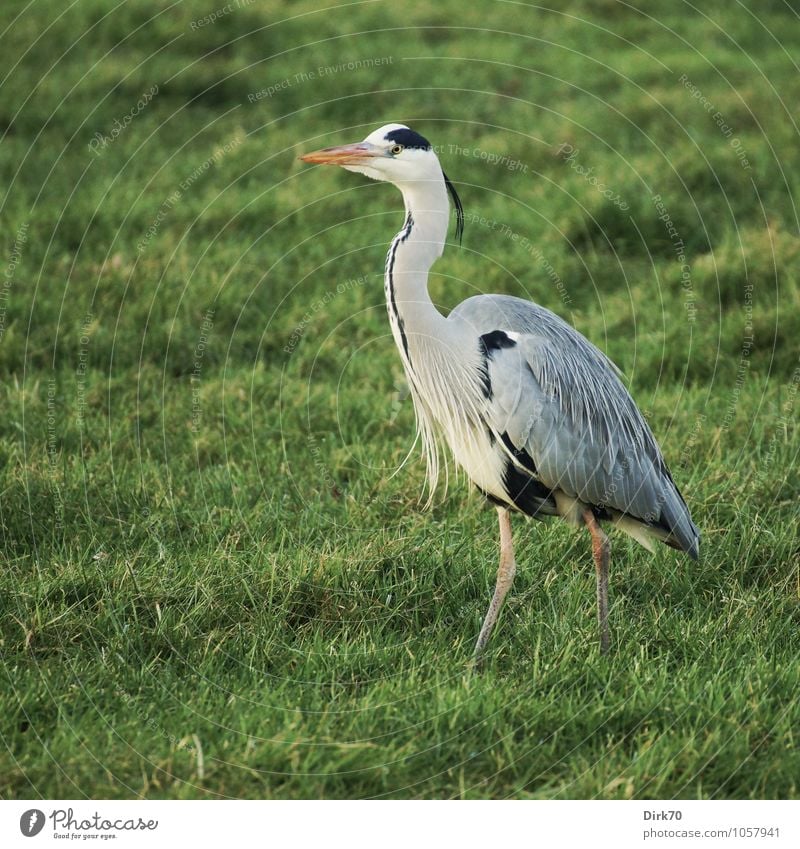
top-left (473, 506), bottom-right (517, 666)
top-left (583, 509), bottom-right (610, 654)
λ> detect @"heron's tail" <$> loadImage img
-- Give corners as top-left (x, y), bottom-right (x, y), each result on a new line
top-left (656, 476), bottom-right (700, 560)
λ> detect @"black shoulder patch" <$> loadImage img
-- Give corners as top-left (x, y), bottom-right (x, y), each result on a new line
top-left (478, 330), bottom-right (517, 400)
top-left (480, 330), bottom-right (517, 354)
top-left (478, 330), bottom-right (517, 398)
top-left (384, 127), bottom-right (432, 150)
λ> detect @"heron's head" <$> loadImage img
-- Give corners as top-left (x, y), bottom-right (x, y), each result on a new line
top-left (300, 123), bottom-right (464, 240)
top-left (300, 123), bottom-right (440, 183)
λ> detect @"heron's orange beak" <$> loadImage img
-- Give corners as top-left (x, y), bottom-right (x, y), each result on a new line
top-left (299, 142), bottom-right (380, 166)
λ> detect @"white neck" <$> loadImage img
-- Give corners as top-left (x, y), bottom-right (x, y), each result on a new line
top-left (383, 173), bottom-right (487, 494)
top-left (384, 176), bottom-right (458, 372)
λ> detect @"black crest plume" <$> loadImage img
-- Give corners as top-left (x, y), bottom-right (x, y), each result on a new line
top-left (443, 172), bottom-right (464, 245)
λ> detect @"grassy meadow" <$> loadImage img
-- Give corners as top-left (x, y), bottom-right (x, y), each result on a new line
top-left (1, 0), bottom-right (799, 799)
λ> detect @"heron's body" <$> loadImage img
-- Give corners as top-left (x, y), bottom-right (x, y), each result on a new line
top-left (301, 123), bottom-right (700, 661)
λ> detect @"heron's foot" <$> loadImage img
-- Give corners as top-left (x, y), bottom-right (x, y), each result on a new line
top-left (599, 622), bottom-right (610, 655)
top-left (470, 640), bottom-right (489, 674)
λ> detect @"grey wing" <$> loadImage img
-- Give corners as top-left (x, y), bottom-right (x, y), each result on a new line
top-left (451, 294), bottom-right (700, 558)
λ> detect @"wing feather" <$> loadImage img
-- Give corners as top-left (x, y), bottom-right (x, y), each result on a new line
top-left (450, 294), bottom-right (700, 557)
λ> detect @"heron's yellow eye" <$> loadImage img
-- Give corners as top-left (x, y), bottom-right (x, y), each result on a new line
top-left (390, 144), bottom-right (404, 155)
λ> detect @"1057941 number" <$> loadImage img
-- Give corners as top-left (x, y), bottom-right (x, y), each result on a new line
top-left (731, 827), bottom-right (780, 838)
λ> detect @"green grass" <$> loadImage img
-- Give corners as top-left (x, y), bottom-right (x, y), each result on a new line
top-left (2, 0), bottom-right (799, 799)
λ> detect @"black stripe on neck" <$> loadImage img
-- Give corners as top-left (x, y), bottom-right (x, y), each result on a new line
top-left (385, 212), bottom-right (415, 369)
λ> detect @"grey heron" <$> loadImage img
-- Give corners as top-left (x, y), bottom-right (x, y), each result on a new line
top-left (300, 124), bottom-right (700, 663)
